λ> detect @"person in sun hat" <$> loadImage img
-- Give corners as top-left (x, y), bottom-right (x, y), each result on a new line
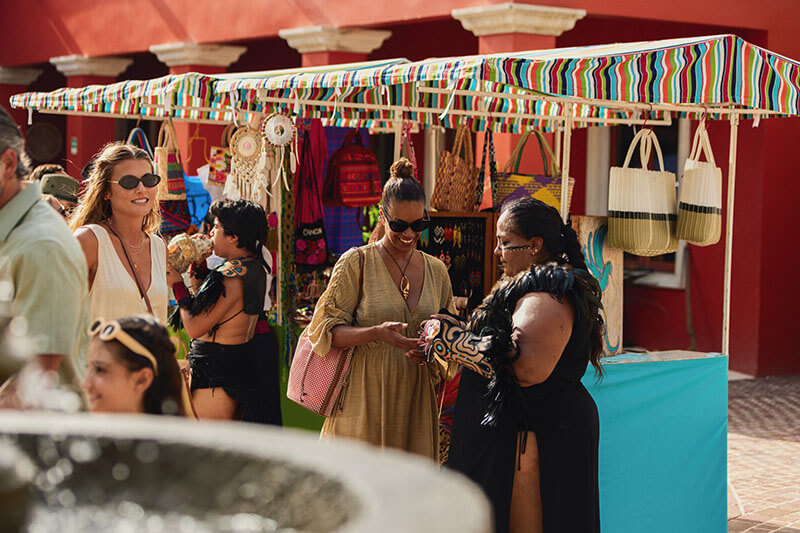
top-left (41, 172), bottom-right (79, 220)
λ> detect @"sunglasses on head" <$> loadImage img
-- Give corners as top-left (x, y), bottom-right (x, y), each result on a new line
top-left (109, 173), bottom-right (161, 190)
top-left (386, 211), bottom-right (430, 233)
top-left (88, 318), bottom-right (159, 375)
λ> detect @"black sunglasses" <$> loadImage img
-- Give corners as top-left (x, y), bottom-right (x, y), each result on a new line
top-left (109, 173), bottom-right (161, 190)
top-left (386, 212), bottom-right (430, 233)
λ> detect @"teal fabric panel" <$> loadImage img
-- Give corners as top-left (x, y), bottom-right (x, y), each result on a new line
top-left (582, 355), bottom-right (728, 533)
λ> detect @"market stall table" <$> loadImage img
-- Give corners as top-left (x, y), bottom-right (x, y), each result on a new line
top-left (582, 351), bottom-right (728, 533)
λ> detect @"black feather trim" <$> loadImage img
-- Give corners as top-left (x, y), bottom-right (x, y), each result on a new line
top-left (467, 262), bottom-right (600, 427)
top-left (167, 270), bottom-right (227, 331)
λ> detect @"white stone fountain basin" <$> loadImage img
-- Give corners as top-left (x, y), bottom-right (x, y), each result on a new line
top-left (0, 412), bottom-right (491, 533)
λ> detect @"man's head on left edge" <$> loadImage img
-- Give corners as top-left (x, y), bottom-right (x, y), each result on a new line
top-left (0, 106), bottom-right (31, 208)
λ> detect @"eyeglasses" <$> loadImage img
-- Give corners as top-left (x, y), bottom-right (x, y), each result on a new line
top-left (496, 244), bottom-right (533, 252)
top-left (88, 318), bottom-right (159, 375)
top-left (108, 173), bottom-right (161, 190)
top-left (386, 212), bottom-right (430, 233)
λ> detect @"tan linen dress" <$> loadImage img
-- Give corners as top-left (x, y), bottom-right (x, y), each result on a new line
top-left (306, 243), bottom-right (456, 461)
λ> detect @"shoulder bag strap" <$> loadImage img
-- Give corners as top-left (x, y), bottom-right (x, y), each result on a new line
top-left (104, 223), bottom-right (155, 315)
top-left (352, 248), bottom-right (365, 325)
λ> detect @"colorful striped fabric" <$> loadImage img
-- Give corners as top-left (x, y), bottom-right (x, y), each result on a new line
top-left (9, 34), bottom-right (800, 129)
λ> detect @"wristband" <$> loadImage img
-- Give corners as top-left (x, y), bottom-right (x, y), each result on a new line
top-left (172, 282), bottom-right (192, 305)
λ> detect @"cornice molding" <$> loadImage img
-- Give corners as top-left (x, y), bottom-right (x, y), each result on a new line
top-left (49, 55), bottom-right (133, 77)
top-left (0, 67), bottom-right (42, 86)
top-left (279, 26), bottom-right (391, 54)
top-left (149, 42), bottom-right (246, 68)
top-left (452, 3), bottom-right (586, 37)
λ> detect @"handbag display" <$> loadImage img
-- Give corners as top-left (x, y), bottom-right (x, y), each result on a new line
top-left (431, 124), bottom-right (480, 212)
top-left (675, 122), bottom-right (722, 246)
top-left (207, 124), bottom-right (234, 189)
top-left (495, 130), bottom-right (575, 213)
top-left (323, 129), bottom-right (382, 208)
top-left (287, 248), bottom-right (365, 416)
top-left (125, 126), bottom-right (153, 157)
top-left (153, 120), bottom-right (187, 199)
top-left (608, 128), bottom-right (679, 256)
top-left (295, 130), bottom-right (328, 270)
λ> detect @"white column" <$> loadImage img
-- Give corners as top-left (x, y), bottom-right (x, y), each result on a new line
top-left (585, 127), bottom-right (610, 216)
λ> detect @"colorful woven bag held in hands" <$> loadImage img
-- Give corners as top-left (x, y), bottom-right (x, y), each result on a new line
top-left (153, 120), bottom-right (187, 199)
top-left (495, 129), bottom-right (575, 213)
top-left (608, 128), bottom-right (679, 256)
top-left (431, 124), bottom-right (480, 212)
top-left (207, 124), bottom-right (234, 189)
top-left (675, 121), bottom-right (722, 246)
top-left (287, 248), bottom-right (365, 416)
top-left (323, 129), bottom-right (382, 208)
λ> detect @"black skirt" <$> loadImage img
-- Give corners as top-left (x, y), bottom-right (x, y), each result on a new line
top-left (189, 336), bottom-right (282, 426)
top-left (448, 369), bottom-right (600, 533)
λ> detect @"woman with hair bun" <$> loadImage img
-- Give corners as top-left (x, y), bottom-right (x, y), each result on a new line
top-left (304, 158), bottom-right (456, 461)
top-left (424, 197), bottom-right (604, 532)
top-left (82, 314), bottom-right (191, 416)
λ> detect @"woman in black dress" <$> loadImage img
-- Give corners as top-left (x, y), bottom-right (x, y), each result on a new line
top-left (423, 197), bottom-right (604, 533)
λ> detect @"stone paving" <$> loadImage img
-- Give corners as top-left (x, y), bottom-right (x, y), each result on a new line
top-left (728, 375), bottom-right (800, 532)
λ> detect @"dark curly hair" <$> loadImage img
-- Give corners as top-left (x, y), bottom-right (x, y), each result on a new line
top-left (210, 199), bottom-right (268, 255)
top-left (107, 315), bottom-right (186, 416)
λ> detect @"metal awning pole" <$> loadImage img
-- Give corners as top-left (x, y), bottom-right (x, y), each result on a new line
top-left (393, 111), bottom-right (403, 161)
top-left (722, 114), bottom-right (740, 355)
top-left (560, 103), bottom-right (575, 222)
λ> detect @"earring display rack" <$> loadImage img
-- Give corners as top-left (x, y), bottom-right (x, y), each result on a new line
top-left (418, 211), bottom-right (498, 315)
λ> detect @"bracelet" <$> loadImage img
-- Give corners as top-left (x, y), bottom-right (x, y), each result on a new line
top-left (172, 282), bottom-right (192, 306)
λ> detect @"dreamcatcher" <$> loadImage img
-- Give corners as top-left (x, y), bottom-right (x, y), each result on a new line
top-left (224, 125), bottom-right (270, 209)
top-left (261, 111), bottom-right (297, 190)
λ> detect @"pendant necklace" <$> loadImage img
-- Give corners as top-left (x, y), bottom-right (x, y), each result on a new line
top-left (381, 242), bottom-right (413, 300)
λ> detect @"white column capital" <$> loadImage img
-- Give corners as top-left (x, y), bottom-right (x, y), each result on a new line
top-left (452, 3), bottom-right (586, 37)
top-left (149, 42), bottom-right (246, 68)
top-left (49, 55), bottom-right (133, 78)
top-left (278, 26), bottom-right (391, 54)
top-left (0, 67), bottom-right (43, 86)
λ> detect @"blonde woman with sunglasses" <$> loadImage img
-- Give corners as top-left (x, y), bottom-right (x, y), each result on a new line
top-left (82, 315), bottom-right (191, 416)
top-left (72, 142), bottom-right (169, 323)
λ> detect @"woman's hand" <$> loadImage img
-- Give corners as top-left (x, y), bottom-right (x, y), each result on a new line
top-left (374, 322), bottom-right (421, 350)
top-left (166, 264), bottom-right (183, 286)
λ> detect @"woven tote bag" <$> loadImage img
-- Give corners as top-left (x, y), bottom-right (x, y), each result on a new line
top-left (608, 128), bottom-right (679, 256)
top-left (431, 125), bottom-right (480, 212)
top-left (495, 130), bottom-right (575, 213)
top-left (287, 248), bottom-right (364, 416)
top-left (153, 120), bottom-right (187, 199)
top-left (675, 122), bottom-right (722, 246)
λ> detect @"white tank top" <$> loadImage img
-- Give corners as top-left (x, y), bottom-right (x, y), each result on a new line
top-left (86, 224), bottom-right (168, 324)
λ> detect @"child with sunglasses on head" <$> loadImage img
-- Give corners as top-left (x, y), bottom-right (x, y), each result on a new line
top-left (304, 158), bottom-right (457, 462)
top-left (72, 142), bottom-right (169, 324)
top-left (82, 314), bottom-right (193, 416)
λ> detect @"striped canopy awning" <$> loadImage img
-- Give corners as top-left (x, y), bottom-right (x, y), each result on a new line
top-left (10, 34), bottom-right (800, 131)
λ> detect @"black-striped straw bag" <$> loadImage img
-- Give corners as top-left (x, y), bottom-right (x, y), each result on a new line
top-left (675, 122), bottom-right (722, 246)
top-left (608, 128), bottom-right (679, 256)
